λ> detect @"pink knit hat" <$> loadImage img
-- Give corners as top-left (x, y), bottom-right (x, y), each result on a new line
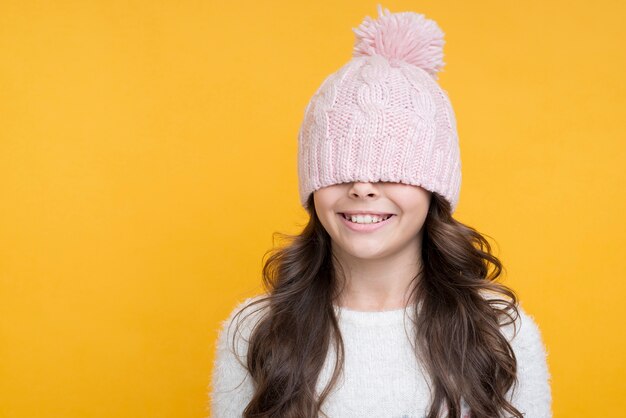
top-left (297, 4), bottom-right (462, 213)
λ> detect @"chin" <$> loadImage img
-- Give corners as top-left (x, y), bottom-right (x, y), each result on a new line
top-left (347, 246), bottom-right (389, 259)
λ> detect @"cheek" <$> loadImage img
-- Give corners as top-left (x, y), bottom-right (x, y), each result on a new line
top-left (398, 208), bottom-right (428, 233)
top-left (317, 211), bottom-right (340, 235)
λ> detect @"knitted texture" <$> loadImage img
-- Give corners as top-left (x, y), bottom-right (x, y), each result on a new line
top-left (297, 4), bottom-right (462, 212)
top-left (209, 295), bottom-right (553, 417)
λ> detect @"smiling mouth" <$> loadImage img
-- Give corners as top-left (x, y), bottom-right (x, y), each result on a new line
top-left (339, 213), bottom-right (394, 223)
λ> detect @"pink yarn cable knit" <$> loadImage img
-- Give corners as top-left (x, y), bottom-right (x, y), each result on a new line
top-left (297, 4), bottom-right (462, 213)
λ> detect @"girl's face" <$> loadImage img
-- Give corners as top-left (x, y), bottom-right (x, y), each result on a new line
top-left (313, 181), bottom-right (432, 261)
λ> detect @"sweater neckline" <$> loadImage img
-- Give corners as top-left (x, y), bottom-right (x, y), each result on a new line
top-left (332, 304), bottom-right (416, 326)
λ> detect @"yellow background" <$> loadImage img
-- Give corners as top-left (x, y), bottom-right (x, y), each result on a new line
top-left (1, 1), bottom-right (624, 417)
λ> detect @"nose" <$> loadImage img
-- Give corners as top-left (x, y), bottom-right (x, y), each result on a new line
top-left (348, 182), bottom-right (379, 200)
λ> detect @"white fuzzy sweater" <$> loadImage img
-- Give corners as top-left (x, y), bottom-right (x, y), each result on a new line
top-left (209, 295), bottom-right (552, 417)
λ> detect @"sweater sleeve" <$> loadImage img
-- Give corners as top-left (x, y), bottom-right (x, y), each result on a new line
top-left (504, 303), bottom-right (553, 417)
top-left (209, 296), bottom-right (267, 418)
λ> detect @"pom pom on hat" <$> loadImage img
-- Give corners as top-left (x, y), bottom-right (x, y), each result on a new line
top-left (352, 4), bottom-right (445, 79)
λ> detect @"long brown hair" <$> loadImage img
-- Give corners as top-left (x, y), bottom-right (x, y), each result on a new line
top-left (231, 191), bottom-right (523, 417)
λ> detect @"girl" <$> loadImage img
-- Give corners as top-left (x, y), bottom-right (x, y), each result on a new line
top-left (209, 4), bottom-right (552, 418)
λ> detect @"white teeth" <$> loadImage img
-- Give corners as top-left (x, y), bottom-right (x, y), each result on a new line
top-left (344, 214), bottom-right (391, 224)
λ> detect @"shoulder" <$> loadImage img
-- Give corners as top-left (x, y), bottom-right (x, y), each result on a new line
top-left (502, 301), bottom-right (554, 416)
top-left (482, 291), bottom-right (551, 372)
top-left (209, 294), bottom-right (270, 417)
top-left (479, 290), bottom-right (548, 350)
top-left (504, 304), bottom-right (547, 351)
top-left (508, 303), bottom-right (553, 416)
top-left (496, 298), bottom-right (551, 371)
top-left (215, 293), bottom-right (271, 356)
top-left (479, 291), bottom-right (553, 416)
